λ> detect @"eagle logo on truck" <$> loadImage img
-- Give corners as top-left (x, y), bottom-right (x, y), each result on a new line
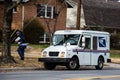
top-left (99, 37), bottom-right (106, 47)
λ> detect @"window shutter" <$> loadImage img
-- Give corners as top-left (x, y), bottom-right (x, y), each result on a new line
top-left (37, 4), bottom-right (41, 17)
top-left (53, 7), bottom-right (58, 18)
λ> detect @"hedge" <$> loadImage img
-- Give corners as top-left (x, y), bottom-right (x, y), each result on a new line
top-left (23, 18), bottom-right (45, 44)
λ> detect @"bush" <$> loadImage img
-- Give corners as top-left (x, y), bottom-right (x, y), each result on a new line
top-left (110, 34), bottom-right (120, 50)
top-left (23, 18), bottom-right (45, 44)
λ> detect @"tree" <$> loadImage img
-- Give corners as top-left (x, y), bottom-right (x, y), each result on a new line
top-left (0, 0), bottom-right (22, 63)
top-left (37, 0), bottom-right (67, 43)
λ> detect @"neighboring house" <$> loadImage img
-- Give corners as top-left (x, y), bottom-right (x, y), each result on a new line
top-left (66, 0), bottom-right (77, 28)
top-left (66, 0), bottom-right (120, 29)
top-left (0, 0), bottom-right (67, 33)
top-left (82, 0), bottom-right (120, 29)
top-left (0, 0), bottom-right (29, 30)
top-left (66, 0), bottom-right (86, 29)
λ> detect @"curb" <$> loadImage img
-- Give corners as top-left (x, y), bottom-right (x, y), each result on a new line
top-left (0, 62), bottom-right (119, 72)
top-left (0, 67), bottom-right (42, 72)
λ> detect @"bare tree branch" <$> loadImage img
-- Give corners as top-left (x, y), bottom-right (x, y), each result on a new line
top-left (7, 0), bottom-right (21, 12)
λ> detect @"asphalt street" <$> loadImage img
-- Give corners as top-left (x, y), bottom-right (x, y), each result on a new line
top-left (0, 63), bottom-right (120, 80)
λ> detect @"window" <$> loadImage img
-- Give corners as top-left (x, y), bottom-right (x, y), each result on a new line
top-left (13, 6), bottom-right (17, 13)
top-left (52, 34), bottom-right (80, 45)
top-left (79, 35), bottom-right (83, 47)
top-left (85, 37), bottom-right (91, 49)
top-left (37, 4), bottom-right (54, 18)
top-left (93, 36), bottom-right (97, 50)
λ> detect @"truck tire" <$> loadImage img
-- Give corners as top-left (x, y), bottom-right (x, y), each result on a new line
top-left (95, 57), bottom-right (104, 70)
top-left (44, 62), bottom-right (56, 70)
top-left (66, 57), bottom-right (80, 70)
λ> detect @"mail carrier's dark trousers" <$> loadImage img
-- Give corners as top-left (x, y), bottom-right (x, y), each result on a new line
top-left (17, 45), bottom-right (26, 60)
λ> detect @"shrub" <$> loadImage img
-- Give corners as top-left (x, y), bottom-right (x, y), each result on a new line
top-left (23, 18), bottom-right (45, 44)
top-left (110, 34), bottom-right (120, 50)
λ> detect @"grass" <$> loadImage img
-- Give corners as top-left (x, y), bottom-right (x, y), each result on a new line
top-left (0, 44), bottom-right (120, 69)
top-left (110, 50), bottom-right (120, 58)
top-left (111, 53), bottom-right (120, 58)
top-left (0, 44), bottom-right (46, 69)
top-left (1, 43), bottom-right (120, 58)
top-left (28, 44), bottom-right (49, 49)
top-left (10, 43), bottom-right (49, 49)
top-left (0, 57), bottom-right (43, 68)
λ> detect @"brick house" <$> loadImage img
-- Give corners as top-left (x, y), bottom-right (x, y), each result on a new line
top-left (0, 0), bottom-right (67, 33)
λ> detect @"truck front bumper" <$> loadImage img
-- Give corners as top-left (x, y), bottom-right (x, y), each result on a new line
top-left (38, 58), bottom-right (71, 63)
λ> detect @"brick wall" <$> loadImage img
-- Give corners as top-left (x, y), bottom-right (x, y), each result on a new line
top-left (12, 5), bottom-right (22, 30)
top-left (24, 0), bottom-right (67, 33)
top-left (0, 0), bottom-right (67, 33)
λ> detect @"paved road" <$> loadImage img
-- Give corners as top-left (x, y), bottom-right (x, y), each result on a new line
top-left (0, 63), bottom-right (120, 80)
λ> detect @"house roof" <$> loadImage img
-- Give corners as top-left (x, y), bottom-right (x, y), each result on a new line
top-left (82, 0), bottom-right (120, 28)
top-left (82, 0), bottom-right (120, 9)
top-left (66, 0), bottom-right (77, 8)
top-left (66, 0), bottom-right (120, 28)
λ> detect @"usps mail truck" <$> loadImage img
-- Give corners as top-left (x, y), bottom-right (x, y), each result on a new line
top-left (39, 30), bottom-right (111, 70)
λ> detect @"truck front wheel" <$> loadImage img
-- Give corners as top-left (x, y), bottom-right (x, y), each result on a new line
top-left (66, 57), bottom-right (80, 70)
top-left (44, 62), bottom-right (56, 70)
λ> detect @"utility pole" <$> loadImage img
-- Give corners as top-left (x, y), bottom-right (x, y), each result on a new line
top-left (76, 0), bottom-right (81, 30)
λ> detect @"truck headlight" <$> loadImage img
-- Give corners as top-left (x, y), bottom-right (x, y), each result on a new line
top-left (41, 51), bottom-right (47, 58)
top-left (60, 52), bottom-right (65, 58)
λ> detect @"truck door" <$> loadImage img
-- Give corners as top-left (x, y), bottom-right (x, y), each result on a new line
top-left (83, 35), bottom-right (91, 65)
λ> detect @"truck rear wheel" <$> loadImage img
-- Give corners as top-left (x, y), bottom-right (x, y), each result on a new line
top-left (95, 57), bottom-right (104, 70)
top-left (66, 57), bottom-right (80, 70)
top-left (44, 62), bottom-right (56, 70)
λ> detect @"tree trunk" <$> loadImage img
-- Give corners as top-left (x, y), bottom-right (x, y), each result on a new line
top-left (0, 0), bottom-right (15, 63)
top-left (76, 0), bottom-right (81, 30)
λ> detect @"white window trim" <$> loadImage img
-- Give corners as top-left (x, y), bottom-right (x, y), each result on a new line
top-left (40, 5), bottom-right (54, 19)
top-left (13, 7), bottom-right (17, 13)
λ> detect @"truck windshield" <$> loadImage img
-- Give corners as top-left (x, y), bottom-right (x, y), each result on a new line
top-left (52, 34), bottom-right (80, 46)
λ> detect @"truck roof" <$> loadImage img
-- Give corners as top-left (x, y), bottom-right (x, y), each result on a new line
top-left (54, 30), bottom-right (109, 35)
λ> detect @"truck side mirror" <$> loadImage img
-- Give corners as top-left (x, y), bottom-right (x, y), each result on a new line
top-left (82, 37), bottom-right (85, 48)
top-left (82, 43), bottom-right (85, 48)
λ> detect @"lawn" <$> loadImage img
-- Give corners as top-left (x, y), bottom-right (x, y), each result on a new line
top-left (110, 50), bottom-right (120, 58)
top-left (0, 44), bottom-right (49, 68)
top-left (0, 44), bottom-right (120, 69)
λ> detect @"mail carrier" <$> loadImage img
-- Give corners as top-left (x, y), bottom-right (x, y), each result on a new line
top-left (39, 30), bottom-right (111, 70)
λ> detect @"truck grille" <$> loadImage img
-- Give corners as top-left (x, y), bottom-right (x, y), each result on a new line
top-left (49, 52), bottom-right (59, 56)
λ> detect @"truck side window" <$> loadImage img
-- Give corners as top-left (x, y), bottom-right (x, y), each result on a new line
top-left (79, 35), bottom-right (83, 47)
top-left (93, 36), bottom-right (97, 50)
top-left (85, 38), bottom-right (91, 49)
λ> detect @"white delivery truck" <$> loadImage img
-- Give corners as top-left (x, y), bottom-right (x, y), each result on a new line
top-left (39, 30), bottom-right (111, 70)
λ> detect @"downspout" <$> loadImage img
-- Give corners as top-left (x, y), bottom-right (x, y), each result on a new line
top-left (22, 4), bottom-right (24, 31)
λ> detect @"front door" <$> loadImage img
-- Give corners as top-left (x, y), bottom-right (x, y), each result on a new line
top-left (78, 35), bottom-right (91, 65)
top-left (84, 35), bottom-right (91, 65)
top-left (83, 35), bottom-right (91, 65)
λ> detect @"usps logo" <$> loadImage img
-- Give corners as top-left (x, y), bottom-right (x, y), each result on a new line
top-left (99, 37), bottom-right (106, 47)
